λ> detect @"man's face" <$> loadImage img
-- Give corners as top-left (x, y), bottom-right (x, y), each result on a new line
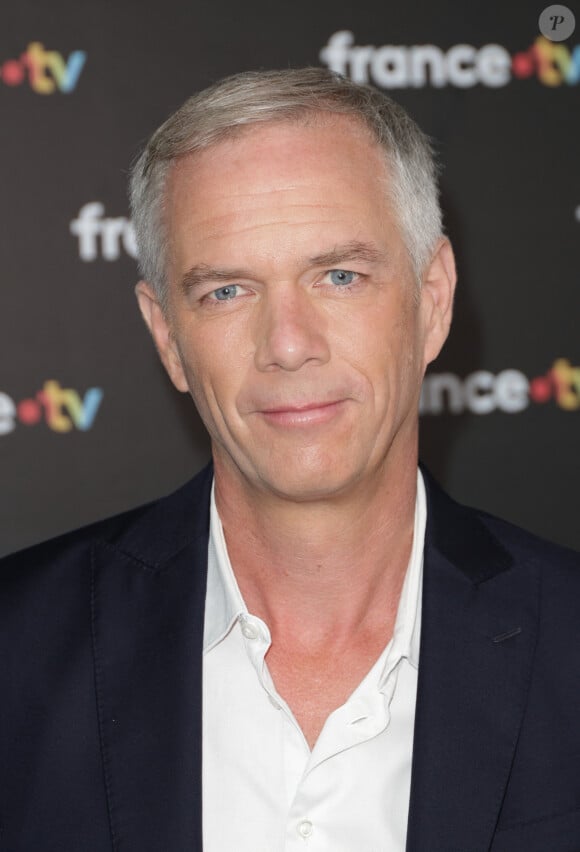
top-left (138, 115), bottom-right (455, 501)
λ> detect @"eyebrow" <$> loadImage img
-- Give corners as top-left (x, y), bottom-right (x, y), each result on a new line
top-left (307, 241), bottom-right (388, 268)
top-left (181, 264), bottom-right (248, 296)
top-left (180, 241), bottom-right (387, 296)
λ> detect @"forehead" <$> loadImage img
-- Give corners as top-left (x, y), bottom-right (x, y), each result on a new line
top-left (164, 115), bottom-right (400, 272)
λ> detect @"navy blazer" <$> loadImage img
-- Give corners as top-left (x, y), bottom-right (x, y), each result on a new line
top-left (1, 463), bottom-right (580, 851)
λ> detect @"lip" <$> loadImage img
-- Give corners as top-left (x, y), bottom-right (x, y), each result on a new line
top-left (258, 399), bottom-right (346, 427)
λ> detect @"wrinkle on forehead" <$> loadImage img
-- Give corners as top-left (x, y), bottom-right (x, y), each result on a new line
top-left (168, 114), bottom-right (388, 199)
top-left (165, 115), bottom-right (402, 282)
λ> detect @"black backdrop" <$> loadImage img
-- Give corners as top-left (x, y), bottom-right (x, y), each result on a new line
top-left (1, 0), bottom-right (578, 557)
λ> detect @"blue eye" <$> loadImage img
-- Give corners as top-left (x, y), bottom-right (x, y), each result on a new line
top-left (329, 269), bottom-right (355, 286)
top-left (212, 285), bottom-right (238, 301)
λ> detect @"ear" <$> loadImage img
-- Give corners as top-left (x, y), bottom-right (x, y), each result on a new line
top-left (135, 281), bottom-right (189, 393)
top-left (420, 238), bottom-right (457, 368)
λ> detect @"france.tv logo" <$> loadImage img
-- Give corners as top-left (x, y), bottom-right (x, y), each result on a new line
top-left (0, 42), bottom-right (86, 93)
top-left (0, 381), bottom-right (103, 436)
top-left (420, 359), bottom-right (580, 416)
top-left (320, 31), bottom-right (580, 88)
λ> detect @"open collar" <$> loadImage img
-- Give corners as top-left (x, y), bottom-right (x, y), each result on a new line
top-left (89, 461), bottom-right (539, 852)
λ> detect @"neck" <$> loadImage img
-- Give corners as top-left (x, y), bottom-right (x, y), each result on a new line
top-left (213, 446), bottom-right (419, 649)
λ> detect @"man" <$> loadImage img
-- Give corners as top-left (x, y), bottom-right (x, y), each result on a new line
top-left (1, 68), bottom-right (579, 852)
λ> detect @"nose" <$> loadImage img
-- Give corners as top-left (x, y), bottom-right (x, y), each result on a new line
top-left (253, 283), bottom-right (331, 372)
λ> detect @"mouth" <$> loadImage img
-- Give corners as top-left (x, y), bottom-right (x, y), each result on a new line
top-left (257, 399), bottom-right (346, 427)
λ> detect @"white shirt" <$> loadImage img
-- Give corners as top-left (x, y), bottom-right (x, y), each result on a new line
top-left (202, 471), bottom-right (426, 852)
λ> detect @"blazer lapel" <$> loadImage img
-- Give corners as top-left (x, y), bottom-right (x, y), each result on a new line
top-left (406, 471), bottom-right (541, 852)
top-left (90, 464), bottom-right (213, 852)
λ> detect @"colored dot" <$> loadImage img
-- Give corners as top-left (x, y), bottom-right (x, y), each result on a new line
top-left (17, 398), bottom-right (42, 424)
top-left (1, 60), bottom-right (25, 86)
top-left (512, 52), bottom-right (534, 78)
top-left (529, 376), bottom-right (552, 403)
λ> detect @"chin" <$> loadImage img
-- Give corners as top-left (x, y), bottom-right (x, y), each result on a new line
top-left (263, 478), bottom-right (351, 503)
top-left (255, 456), bottom-right (360, 503)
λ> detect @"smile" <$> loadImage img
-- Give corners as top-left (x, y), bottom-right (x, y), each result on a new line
top-left (258, 400), bottom-right (346, 427)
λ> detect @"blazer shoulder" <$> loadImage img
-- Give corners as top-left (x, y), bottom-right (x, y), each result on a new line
top-left (421, 465), bottom-right (580, 591)
top-left (475, 508), bottom-right (580, 576)
top-left (0, 462), bottom-right (214, 589)
top-left (466, 504), bottom-right (580, 614)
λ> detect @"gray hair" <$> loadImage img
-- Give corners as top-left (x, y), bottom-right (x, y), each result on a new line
top-left (129, 67), bottom-right (443, 308)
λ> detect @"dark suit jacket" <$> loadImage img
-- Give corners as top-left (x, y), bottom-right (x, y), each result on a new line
top-left (1, 463), bottom-right (580, 851)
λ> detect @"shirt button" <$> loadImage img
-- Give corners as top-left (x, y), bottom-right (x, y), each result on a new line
top-left (298, 820), bottom-right (313, 839)
top-left (241, 621), bottom-right (259, 640)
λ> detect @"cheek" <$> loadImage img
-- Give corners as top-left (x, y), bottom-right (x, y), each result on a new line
top-left (351, 305), bottom-right (421, 401)
top-left (172, 330), bottom-right (214, 406)
top-left (177, 335), bottom-right (247, 424)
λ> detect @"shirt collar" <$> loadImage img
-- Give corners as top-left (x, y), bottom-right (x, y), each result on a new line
top-left (203, 477), bottom-right (246, 652)
top-left (203, 470), bottom-right (426, 665)
top-left (389, 469), bottom-right (425, 673)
